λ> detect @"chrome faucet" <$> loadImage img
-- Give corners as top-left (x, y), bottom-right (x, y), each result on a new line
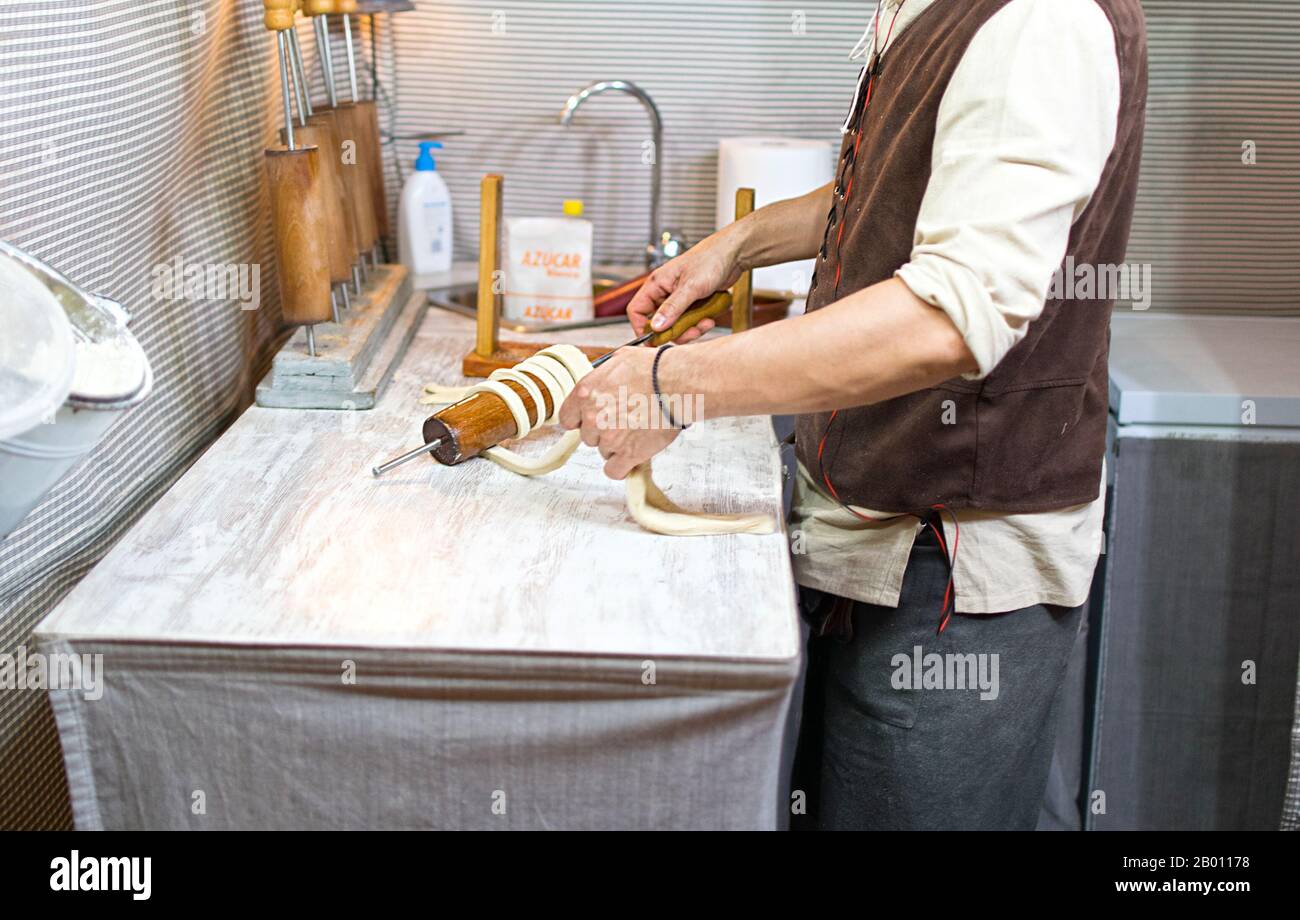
top-left (559, 80), bottom-right (687, 268)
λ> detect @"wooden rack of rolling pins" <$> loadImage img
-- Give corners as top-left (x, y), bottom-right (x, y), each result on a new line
top-left (263, 0), bottom-right (389, 357)
top-left (371, 178), bottom-right (756, 472)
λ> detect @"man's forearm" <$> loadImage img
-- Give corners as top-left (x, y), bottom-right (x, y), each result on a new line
top-left (732, 182), bottom-right (832, 270)
top-left (665, 278), bottom-right (979, 418)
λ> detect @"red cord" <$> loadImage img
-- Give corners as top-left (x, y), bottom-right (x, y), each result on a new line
top-left (816, 0), bottom-right (961, 634)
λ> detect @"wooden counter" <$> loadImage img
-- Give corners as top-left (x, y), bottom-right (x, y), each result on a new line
top-left (38, 301), bottom-right (797, 659)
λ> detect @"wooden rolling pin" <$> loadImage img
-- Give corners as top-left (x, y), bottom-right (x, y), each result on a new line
top-left (373, 291), bottom-right (733, 475)
top-left (280, 15), bottom-right (357, 312)
top-left (264, 0), bottom-right (332, 356)
top-left (281, 121), bottom-right (351, 309)
top-left (335, 0), bottom-right (389, 244)
top-left (307, 108), bottom-right (363, 290)
top-left (303, 0), bottom-right (378, 278)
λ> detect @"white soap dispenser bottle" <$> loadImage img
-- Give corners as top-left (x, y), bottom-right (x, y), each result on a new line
top-left (399, 141), bottom-right (453, 274)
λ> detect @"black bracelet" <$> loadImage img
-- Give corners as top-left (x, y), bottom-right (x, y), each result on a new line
top-left (651, 344), bottom-right (689, 430)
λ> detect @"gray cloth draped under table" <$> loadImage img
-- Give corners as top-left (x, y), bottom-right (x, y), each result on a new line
top-left (44, 642), bottom-right (797, 831)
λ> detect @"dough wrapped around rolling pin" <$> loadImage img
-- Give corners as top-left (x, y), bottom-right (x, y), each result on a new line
top-left (422, 344), bottom-right (774, 536)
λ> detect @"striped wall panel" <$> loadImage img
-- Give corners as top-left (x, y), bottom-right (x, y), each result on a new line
top-left (383, 0), bottom-right (1299, 313)
top-left (1125, 0), bottom-right (1300, 313)
top-left (382, 0), bottom-right (867, 266)
top-left (0, 0), bottom-right (284, 829)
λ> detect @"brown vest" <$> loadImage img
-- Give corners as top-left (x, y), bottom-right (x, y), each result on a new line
top-left (795, 0), bottom-right (1148, 513)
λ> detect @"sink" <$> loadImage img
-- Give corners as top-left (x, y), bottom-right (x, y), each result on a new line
top-left (427, 276), bottom-right (634, 334)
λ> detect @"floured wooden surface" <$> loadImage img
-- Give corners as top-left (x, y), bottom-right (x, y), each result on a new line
top-left (37, 306), bottom-right (799, 662)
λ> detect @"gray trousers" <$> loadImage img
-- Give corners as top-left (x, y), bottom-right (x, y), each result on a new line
top-left (793, 527), bottom-right (1085, 831)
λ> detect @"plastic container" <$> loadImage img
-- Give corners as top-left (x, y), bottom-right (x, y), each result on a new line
top-left (502, 199), bottom-right (594, 323)
top-left (0, 241), bottom-right (153, 539)
top-left (398, 141), bottom-right (453, 274)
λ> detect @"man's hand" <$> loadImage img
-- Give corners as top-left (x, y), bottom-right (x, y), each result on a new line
top-left (626, 227), bottom-right (746, 342)
top-left (558, 347), bottom-right (681, 480)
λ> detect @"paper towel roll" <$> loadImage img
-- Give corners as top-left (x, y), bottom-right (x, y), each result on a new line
top-left (717, 136), bottom-right (833, 296)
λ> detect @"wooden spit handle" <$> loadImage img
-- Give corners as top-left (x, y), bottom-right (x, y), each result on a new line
top-left (322, 0), bottom-right (385, 248)
top-left (264, 0), bottom-right (294, 30)
top-left (265, 146), bottom-right (333, 325)
top-left (332, 103), bottom-right (379, 252)
top-left (333, 102), bottom-right (379, 251)
top-left (646, 291), bottom-right (732, 346)
top-left (334, 0), bottom-right (389, 240)
top-left (308, 109), bottom-right (362, 260)
top-left (422, 289), bottom-right (732, 466)
top-left (352, 99), bottom-right (388, 242)
top-left (281, 123), bottom-right (351, 285)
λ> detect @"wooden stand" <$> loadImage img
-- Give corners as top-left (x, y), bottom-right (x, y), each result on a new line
top-left (462, 175), bottom-right (757, 378)
top-left (255, 264), bottom-right (424, 409)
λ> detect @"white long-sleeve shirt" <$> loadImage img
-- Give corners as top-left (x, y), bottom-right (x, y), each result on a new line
top-left (790, 0), bottom-right (1121, 613)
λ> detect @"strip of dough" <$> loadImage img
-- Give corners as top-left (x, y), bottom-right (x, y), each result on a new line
top-left (519, 355), bottom-right (570, 423)
top-left (483, 429), bottom-right (583, 476)
top-left (625, 462), bottom-right (775, 536)
top-left (421, 343), bottom-right (774, 536)
top-left (420, 382), bottom-right (471, 406)
top-left (489, 368), bottom-right (546, 428)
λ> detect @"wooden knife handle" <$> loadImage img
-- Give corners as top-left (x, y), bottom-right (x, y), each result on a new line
top-left (647, 291), bottom-right (733, 346)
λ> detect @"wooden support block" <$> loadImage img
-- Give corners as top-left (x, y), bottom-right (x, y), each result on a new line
top-left (475, 174), bottom-right (503, 358)
top-left (256, 265), bottom-right (421, 409)
top-left (730, 187), bottom-right (755, 333)
top-left (461, 180), bottom-right (758, 379)
top-left (462, 341), bottom-right (607, 379)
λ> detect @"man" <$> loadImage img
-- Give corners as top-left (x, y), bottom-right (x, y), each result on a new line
top-left (559, 0), bottom-right (1147, 830)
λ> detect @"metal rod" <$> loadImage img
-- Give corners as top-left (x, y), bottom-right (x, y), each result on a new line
top-left (591, 331), bottom-right (654, 368)
top-left (339, 282), bottom-right (351, 311)
top-left (368, 13), bottom-right (379, 100)
top-left (331, 288), bottom-right (341, 324)
top-left (288, 38), bottom-right (308, 127)
top-left (306, 324), bottom-right (317, 357)
top-left (289, 29), bottom-right (314, 120)
top-left (342, 14), bottom-right (360, 103)
top-left (351, 263), bottom-right (363, 295)
top-left (315, 16), bottom-right (338, 108)
top-left (374, 334), bottom-right (649, 479)
top-left (372, 439), bottom-right (443, 478)
top-left (277, 32), bottom-right (296, 149)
